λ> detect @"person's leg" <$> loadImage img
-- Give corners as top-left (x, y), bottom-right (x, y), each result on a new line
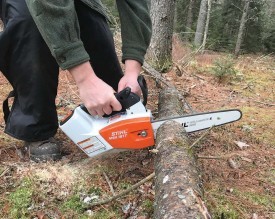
top-left (0, 0), bottom-right (61, 160)
top-left (75, 1), bottom-right (123, 90)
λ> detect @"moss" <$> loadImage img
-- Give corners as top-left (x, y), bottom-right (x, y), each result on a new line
top-left (88, 186), bottom-right (102, 196)
top-left (118, 181), bottom-right (132, 190)
top-left (62, 194), bottom-right (86, 213)
top-left (8, 178), bottom-right (33, 219)
top-left (141, 199), bottom-right (154, 216)
top-left (244, 192), bottom-right (275, 211)
top-left (91, 208), bottom-right (121, 219)
top-left (207, 193), bottom-right (240, 219)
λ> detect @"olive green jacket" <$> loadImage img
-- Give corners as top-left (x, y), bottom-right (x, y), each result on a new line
top-left (25, 0), bottom-right (152, 69)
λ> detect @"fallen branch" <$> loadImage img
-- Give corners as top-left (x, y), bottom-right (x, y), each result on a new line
top-left (102, 171), bottom-right (115, 196)
top-left (197, 155), bottom-right (224, 160)
top-left (86, 172), bottom-right (155, 208)
top-left (143, 61), bottom-right (174, 88)
top-left (189, 126), bottom-right (215, 150)
top-left (0, 167), bottom-right (10, 178)
top-left (253, 100), bottom-right (275, 107)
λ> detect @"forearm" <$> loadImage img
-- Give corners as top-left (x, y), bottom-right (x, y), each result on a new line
top-left (25, 0), bottom-right (89, 69)
top-left (116, 0), bottom-right (152, 65)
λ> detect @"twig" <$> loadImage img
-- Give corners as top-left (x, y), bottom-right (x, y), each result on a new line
top-left (197, 155), bottom-right (224, 160)
top-left (142, 61), bottom-right (173, 87)
top-left (253, 100), bottom-right (275, 107)
top-left (189, 126), bottom-right (215, 150)
top-left (0, 167), bottom-right (10, 178)
top-left (86, 172), bottom-right (155, 208)
top-left (102, 171), bottom-right (115, 196)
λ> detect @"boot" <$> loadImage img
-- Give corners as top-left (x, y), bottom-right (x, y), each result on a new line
top-left (24, 137), bottom-right (62, 162)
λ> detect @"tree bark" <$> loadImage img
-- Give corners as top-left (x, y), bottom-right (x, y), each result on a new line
top-left (201, 0), bottom-right (212, 51)
top-left (184, 0), bottom-right (195, 41)
top-left (0, 20), bottom-right (3, 31)
top-left (194, 0), bottom-right (208, 47)
top-left (147, 0), bottom-right (176, 72)
top-left (234, 0), bottom-right (250, 56)
top-left (154, 88), bottom-right (210, 219)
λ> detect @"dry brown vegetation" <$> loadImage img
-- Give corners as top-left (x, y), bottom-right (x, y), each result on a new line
top-left (0, 37), bottom-right (274, 218)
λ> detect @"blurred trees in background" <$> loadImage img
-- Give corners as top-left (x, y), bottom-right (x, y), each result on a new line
top-left (101, 0), bottom-right (275, 55)
top-left (175, 0), bottom-right (275, 53)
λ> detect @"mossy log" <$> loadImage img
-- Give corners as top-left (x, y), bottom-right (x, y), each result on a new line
top-left (154, 88), bottom-right (210, 219)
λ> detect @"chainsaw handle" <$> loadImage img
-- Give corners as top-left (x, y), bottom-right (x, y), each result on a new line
top-left (115, 75), bottom-right (148, 108)
top-left (80, 76), bottom-right (148, 117)
top-left (138, 75), bottom-right (148, 106)
top-left (114, 87), bottom-right (140, 110)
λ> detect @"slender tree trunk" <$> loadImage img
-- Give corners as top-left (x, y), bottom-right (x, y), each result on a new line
top-left (0, 20), bottom-right (3, 31)
top-left (184, 0), bottom-right (195, 41)
top-left (201, 0), bottom-right (212, 51)
top-left (148, 0), bottom-right (176, 72)
top-left (234, 0), bottom-right (250, 56)
top-left (194, 0), bottom-right (208, 47)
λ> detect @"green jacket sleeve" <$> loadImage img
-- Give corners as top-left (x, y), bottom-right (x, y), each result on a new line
top-left (116, 0), bottom-right (152, 65)
top-left (25, 0), bottom-right (90, 70)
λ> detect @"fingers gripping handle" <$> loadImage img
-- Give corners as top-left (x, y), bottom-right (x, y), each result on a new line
top-left (115, 75), bottom-right (148, 109)
top-left (80, 75), bottom-right (148, 116)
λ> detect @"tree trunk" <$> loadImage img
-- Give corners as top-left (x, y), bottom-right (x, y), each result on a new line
top-left (201, 0), bottom-right (212, 51)
top-left (147, 0), bottom-right (176, 72)
top-left (0, 20), bottom-right (3, 31)
top-left (184, 0), bottom-right (195, 41)
top-left (194, 0), bottom-right (208, 47)
top-left (154, 88), bottom-right (210, 219)
top-left (234, 0), bottom-right (250, 56)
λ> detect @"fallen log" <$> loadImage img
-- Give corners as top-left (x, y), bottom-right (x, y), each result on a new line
top-left (154, 87), bottom-right (210, 219)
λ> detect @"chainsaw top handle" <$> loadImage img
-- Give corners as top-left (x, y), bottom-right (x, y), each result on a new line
top-left (80, 75), bottom-right (148, 116)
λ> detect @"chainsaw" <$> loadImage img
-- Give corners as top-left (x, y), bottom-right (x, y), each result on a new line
top-left (59, 76), bottom-right (242, 158)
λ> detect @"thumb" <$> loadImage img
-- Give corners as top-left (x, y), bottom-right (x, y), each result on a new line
top-left (117, 79), bottom-right (126, 93)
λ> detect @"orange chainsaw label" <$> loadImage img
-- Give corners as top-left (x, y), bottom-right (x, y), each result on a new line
top-left (99, 117), bottom-right (155, 149)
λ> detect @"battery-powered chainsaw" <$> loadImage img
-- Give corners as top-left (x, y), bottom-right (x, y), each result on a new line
top-left (59, 76), bottom-right (242, 158)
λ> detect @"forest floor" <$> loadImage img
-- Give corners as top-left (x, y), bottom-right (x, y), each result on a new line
top-left (0, 37), bottom-right (274, 219)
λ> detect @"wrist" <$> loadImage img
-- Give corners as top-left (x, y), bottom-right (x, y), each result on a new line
top-left (68, 61), bottom-right (98, 85)
top-left (124, 60), bottom-right (141, 77)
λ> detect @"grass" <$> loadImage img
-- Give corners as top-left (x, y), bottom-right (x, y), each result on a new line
top-left (240, 106), bottom-right (275, 146)
top-left (62, 194), bottom-right (86, 213)
top-left (207, 192), bottom-right (240, 219)
top-left (244, 192), bottom-right (275, 211)
top-left (8, 178), bottom-right (33, 219)
top-left (141, 199), bottom-right (154, 216)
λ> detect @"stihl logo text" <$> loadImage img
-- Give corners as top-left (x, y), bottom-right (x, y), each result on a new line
top-left (109, 130), bottom-right (128, 140)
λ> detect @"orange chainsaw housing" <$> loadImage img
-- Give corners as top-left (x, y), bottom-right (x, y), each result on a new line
top-left (99, 117), bottom-right (155, 149)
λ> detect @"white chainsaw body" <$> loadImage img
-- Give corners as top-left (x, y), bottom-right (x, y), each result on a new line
top-left (60, 101), bottom-right (153, 158)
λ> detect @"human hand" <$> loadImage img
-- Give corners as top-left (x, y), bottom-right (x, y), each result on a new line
top-left (68, 62), bottom-right (122, 116)
top-left (118, 60), bottom-right (142, 96)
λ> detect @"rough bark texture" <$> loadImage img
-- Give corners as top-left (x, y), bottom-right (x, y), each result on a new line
top-left (184, 0), bottom-right (195, 41)
top-left (235, 0), bottom-right (250, 56)
top-left (202, 0), bottom-right (212, 51)
top-left (0, 20), bottom-right (3, 31)
top-left (154, 88), bottom-right (208, 219)
top-left (194, 0), bottom-right (208, 47)
top-left (148, 0), bottom-right (176, 71)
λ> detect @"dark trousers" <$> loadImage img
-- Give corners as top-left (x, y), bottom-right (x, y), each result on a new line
top-left (0, 0), bottom-right (123, 141)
